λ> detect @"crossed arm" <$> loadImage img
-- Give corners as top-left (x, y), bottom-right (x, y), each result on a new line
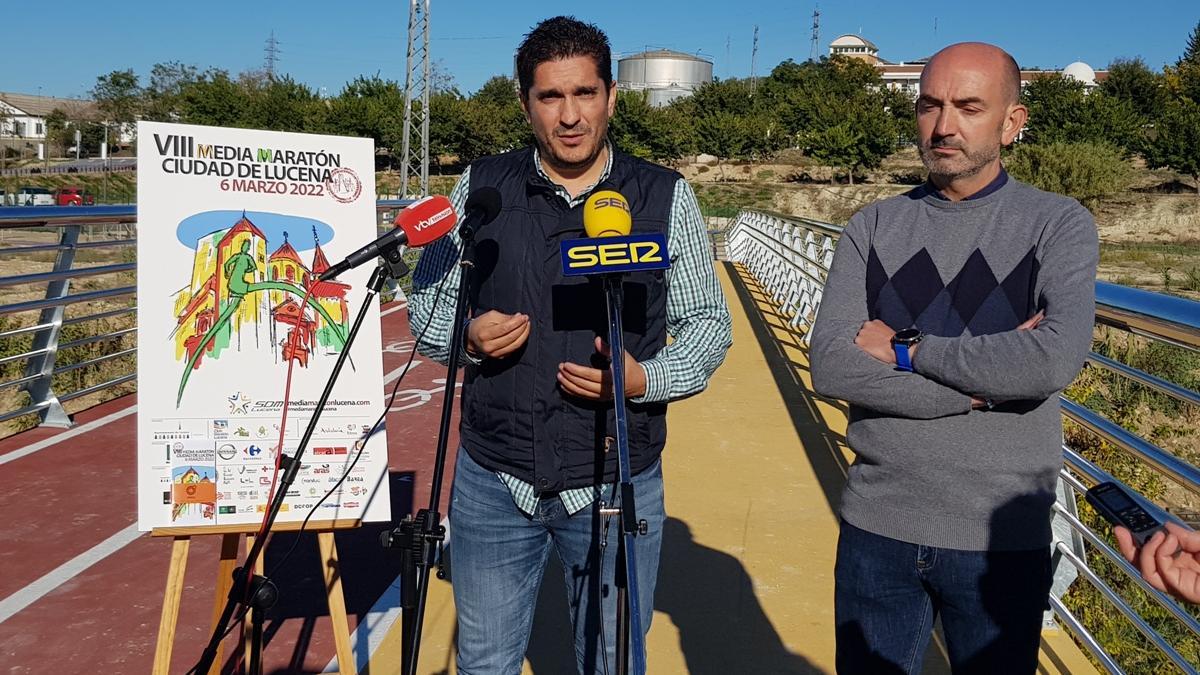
top-left (809, 206), bottom-right (1098, 417)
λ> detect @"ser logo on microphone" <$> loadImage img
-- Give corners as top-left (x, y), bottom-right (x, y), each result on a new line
top-left (561, 233), bottom-right (670, 276)
top-left (592, 196), bottom-right (629, 211)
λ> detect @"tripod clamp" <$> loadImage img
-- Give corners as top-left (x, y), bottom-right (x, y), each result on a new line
top-left (379, 508), bottom-right (448, 584)
top-left (598, 504), bottom-right (648, 536)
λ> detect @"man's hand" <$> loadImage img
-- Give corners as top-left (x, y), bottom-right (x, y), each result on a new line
top-left (1018, 310), bottom-right (1045, 331)
top-left (855, 319), bottom-right (898, 364)
top-left (466, 310), bottom-right (530, 359)
top-left (1117, 522), bottom-right (1200, 604)
top-left (557, 336), bottom-right (647, 400)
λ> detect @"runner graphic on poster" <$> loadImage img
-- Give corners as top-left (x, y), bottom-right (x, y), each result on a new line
top-left (135, 122), bottom-right (390, 532)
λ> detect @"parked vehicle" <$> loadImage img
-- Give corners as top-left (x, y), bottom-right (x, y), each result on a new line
top-left (14, 187), bottom-right (54, 206)
top-left (54, 187), bottom-right (95, 206)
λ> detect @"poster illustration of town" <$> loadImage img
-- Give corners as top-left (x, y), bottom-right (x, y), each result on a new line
top-left (136, 121), bottom-right (390, 532)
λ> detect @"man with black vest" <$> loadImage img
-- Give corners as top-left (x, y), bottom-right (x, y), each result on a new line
top-left (408, 16), bottom-right (731, 674)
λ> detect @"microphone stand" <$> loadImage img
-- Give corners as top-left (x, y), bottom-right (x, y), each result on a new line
top-left (380, 221), bottom-right (478, 675)
top-left (599, 274), bottom-right (648, 675)
top-left (193, 253), bottom-right (407, 675)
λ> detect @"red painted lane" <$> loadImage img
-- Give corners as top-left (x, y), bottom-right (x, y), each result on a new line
top-left (0, 399), bottom-right (137, 598)
top-left (0, 395), bottom-right (135, 458)
top-left (2, 301), bottom-right (462, 674)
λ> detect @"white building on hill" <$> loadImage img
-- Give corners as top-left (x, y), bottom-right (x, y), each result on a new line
top-left (827, 35), bottom-right (1108, 96)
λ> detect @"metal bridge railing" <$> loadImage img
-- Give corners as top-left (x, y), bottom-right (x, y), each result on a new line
top-left (726, 208), bottom-right (1200, 675)
top-left (0, 201), bottom-right (412, 428)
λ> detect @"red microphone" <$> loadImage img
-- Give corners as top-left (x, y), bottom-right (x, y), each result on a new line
top-left (319, 195), bottom-right (457, 281)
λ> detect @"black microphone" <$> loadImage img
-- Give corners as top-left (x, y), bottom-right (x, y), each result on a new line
top-left (458, 187), bottom-right (503, 241)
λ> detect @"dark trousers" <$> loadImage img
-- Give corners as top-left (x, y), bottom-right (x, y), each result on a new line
top-left (834, 521), bottom-right (1052, 675)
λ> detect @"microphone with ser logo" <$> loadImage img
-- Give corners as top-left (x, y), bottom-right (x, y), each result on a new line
top-left (561, 190), bottom-right (669, 276)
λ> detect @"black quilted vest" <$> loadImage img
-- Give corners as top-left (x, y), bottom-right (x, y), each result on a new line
top-left (460, 146), bottom-right (680, 491)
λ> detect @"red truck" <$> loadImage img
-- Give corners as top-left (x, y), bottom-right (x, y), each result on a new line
top-left (54, 187), bottom-right (95, 206)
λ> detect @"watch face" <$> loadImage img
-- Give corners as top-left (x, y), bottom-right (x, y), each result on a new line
top-left (893, 328), bottom-right (922, 344)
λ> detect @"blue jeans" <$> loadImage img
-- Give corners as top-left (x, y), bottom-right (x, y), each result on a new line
top-left (835, 521), bottom-right (1051, 674)
top-left (448, 447), bottom-right (665, 674)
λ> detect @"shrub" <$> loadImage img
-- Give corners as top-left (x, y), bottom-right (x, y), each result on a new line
top-left (1005, 141), bottom-right (1133, 210)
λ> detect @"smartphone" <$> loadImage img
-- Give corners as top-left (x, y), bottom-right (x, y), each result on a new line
top-left (1086, 481), bottom-right (1165, 546)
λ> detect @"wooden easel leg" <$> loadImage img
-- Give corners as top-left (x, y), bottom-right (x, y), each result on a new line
top-left (318, 531), bottom-right (358, 675)
top-left (152, 536), bottom-right (191, 675)
top-left (204, 533), bottom-right (241, 675)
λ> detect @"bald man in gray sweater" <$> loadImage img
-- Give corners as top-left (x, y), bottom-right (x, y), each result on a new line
top-left (810, 43), bottom-right (1098, 674)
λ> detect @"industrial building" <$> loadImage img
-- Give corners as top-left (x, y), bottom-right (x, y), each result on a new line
top-left (616, 49), bottom-right (714, 107)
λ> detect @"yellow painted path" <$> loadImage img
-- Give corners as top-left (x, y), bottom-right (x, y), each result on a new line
top-left (370, 263), bottom-right (1097, 674)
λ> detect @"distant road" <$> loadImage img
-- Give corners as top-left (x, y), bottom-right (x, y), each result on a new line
top-left (0, 158), bottom-right (136, 176)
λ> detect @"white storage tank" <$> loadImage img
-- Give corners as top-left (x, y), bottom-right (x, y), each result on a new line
top-left (617, 49), bottom-right (713, 107)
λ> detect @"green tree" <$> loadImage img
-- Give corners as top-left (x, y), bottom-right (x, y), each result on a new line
top-left (143, 61), bottom-right (200, 122)
top-left (1142, 98), bottom-right (1200, 195)
top-left (469, 76), bottom-right (529, 153)
top-left (1005, 141), bottom-right (1133, 209)
top-left (761, 55), bottom-right (884, 143)
top-left (690, 78), bottom-right (756, 119)
top-left (695, 110), bottom-right (747, 175)
top-left (645, 99), bottom-right (697, 161)
top-left (92, 69), bottom-right (142, 149)
top-left (428, 91), bottom-right (470, 168)
top-left (43, 108), bottom-right (70, 156)
top-left (473, 76), bottom-right (519, 107)
top-left (430, 59), bottom-right (457, 95)
top-left (609, 90), bottom-right (656, 159)
top-left (1100, 57), bottom-right (1165, 119)
top-left (1180, 20), bottom-right (1200, 67)
top-left (879, 87), bottom-right (916, 145)
top-left (690, 78), bottom-right (783, 164)
top-left (325, 76), bottom-right (406, 157)
top-left (243, 76), bottom-right (323, 132)
top-left (805, 122), bottom-right (862, 184)
top-left (1173, 21), bottom-right (1200, 103)
top-left (178, 69), bottom-right (249, 127)
top-left (802, 91), bottom-right (896, 184)
top-left (1021, 74), bottom-right (1143, 151)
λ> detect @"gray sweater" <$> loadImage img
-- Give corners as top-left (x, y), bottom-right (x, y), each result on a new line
top-left (810, 177), bottom-right (1098, 551)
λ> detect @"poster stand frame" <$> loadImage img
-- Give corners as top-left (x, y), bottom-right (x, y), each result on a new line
top-left (149, 519), bottom-right (360, 675)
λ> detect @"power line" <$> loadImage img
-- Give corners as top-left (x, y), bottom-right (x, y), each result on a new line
top-left (750, 25), bottom-right (759, 94)
top-left (809, 5), bottom-right (821, 62)
top-left (264, 30), bottom-right (282, 79)
top-left (401, 0), bottom-right (431, 199)
top-left (725, 34), bottom-right (731, 79)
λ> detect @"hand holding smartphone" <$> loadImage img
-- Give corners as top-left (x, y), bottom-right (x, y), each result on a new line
top-left (1086, 481), bottom-right (1165, 546)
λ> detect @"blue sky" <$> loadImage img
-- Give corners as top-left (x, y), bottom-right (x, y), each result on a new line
top-left (9, 1), bottom-right (1197, 100)
top-left (177, 210), bottom-right (334, 249)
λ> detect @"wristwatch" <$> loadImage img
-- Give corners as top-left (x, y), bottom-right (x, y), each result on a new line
top-left (891, 328), bottom-right (924, 372)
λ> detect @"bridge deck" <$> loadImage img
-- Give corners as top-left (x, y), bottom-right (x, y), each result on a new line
top-left (0, 264), bottom-right (1096, 674)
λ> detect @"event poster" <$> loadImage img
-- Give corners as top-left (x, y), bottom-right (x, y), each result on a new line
top-left (135, 121), bottom-right (390, 531)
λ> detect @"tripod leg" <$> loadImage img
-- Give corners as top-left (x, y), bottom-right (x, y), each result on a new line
top-left (250, 606), bottom-right (264, 675)
top-left (396, 516), bottom-right (417, 674)
top-left (614, 533), bottom-right (629, 675)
